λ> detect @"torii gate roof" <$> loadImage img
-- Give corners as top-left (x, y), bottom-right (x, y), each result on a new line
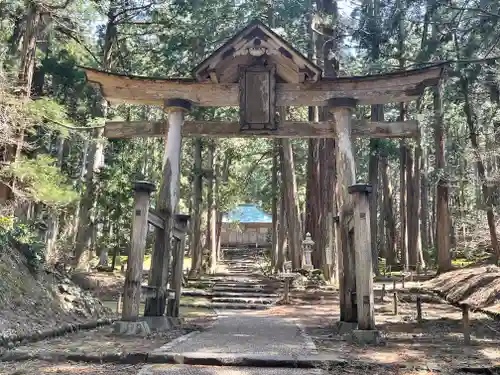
top-left (84, 63), bottom-right (445, 107)
top-left (81, 19), bottom-right (446, 107)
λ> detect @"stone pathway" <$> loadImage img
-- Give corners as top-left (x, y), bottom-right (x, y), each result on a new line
top-left (153, 310), bottom-right (316, 357)
top-left (139, 365), bottom-right (325, 375)
top-left (139, 248), bottom-right (324, 374)
top-left (142, 309), bottom-right (322, 374)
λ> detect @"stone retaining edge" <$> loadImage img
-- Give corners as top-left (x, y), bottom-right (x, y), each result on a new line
top-left (0, 318), bottom-right (116, 349)
top-left (1, 349), bottom-right (498, 373)
top-left (295, 321), bottom-right (318, 355)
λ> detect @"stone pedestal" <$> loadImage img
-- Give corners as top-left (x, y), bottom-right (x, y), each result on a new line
top-left (139, 316), bottom-right (183, 332)
top-left (113, 320), bottom-right (151, 336)
top-left (350, 329), bottom-right (381, 345)
top-left (334, 321), bottom-right (358, 335)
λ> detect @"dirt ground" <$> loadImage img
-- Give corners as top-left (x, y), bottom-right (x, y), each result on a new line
top-left (0, 360), bottom-right (142, 375)
top-left (260, 283), bottom-right (500, 371)
top-left (72, 272), bottom-right (130, 301)
top-left (0, 250), bottom-right (113, 342)
top-left (3, 326), bottom-right (187, 358)
top-left (1, 306), bottom-right (217, 358)
top-left (0, 361), bottom-right (477, 375)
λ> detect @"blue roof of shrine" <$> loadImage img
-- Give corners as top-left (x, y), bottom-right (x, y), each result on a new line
top-left (222, 204), bottom-right (272, 224)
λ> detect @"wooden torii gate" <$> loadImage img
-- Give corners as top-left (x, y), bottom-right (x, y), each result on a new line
top-left (83, 20), bottom-right (444, 335)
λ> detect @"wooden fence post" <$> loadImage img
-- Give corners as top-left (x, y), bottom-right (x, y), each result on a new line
top-left (462, 304), bottom-right (471, 345)
top-left (393, 291), bottom-right (398, 315)
top-left (122, 181), bottom-right (155, 321)
top-left (348, 183), bottom-right (375, 331)
top-left (416, 295), bottom-right (422, 323)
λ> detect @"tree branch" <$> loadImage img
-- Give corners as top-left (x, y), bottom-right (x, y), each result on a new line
top-left (54, 26), bottom-right (101, 66)
top-left (442, 2), bottom-right (500, 18)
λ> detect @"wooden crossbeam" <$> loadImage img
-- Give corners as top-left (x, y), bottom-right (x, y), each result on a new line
top-left (147, 209), bottom-right (188, 239)
top-left (105, 120), bottom-right (418, 139)
top-left (83, 64), bottom-right (444, 107)
top-left (148, 209), bottom-right (164, 230)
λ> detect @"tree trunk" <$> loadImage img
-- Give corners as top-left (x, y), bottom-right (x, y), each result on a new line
top-left (400, 140), bottom-right (408, 269)
top-left (368, 138), bottom-right (379, 274)
top-left (271, 140), bottom-right (279, 270)
top-left (74, 0), bottom-right (116, 268)
top-left (189, 139), bottom-right (203, 277)
top-left (215, 153), bottom-right (232, 260)
top-left (306, 138), bottom-right (321, 267)
top-left (406, 147), bottom-right (418, 269)
top-left (320, 0), bottom-right (339, 282)
top-left (207, 140), bottom-right (217, 274)
top-left (74, 127), bottom-right (104, 269)
top-left (45, 136), bottom-right (65, 264)
top-left (280, 137), bottom-right (302, 269)
top-left (0, 1), bottom-right (41, 204)
top-left (380, 153), bottom-right (397, 266)
top-left (434, 80), bottom-right (452, 272)
top-left (420, 147), bottom-right (429, 261)
top-left (277, 188), bottom-right (287, 271)
top-left (460, 76), bottom-right (500, 265)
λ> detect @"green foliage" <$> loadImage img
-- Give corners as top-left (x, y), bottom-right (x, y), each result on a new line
top-left (0, 216), bottom-right (45, 272)
top-left (25, 98), bottom-right (72, 137)
top-left (2, 155), bottom-right (78, 207)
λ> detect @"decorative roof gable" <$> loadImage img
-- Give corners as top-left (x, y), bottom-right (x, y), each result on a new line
top-left (193, 19), bottom-right (322, 84)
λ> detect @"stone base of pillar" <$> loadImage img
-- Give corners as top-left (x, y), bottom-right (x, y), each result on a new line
top-left (334, 321), bottom-right (358, 335)
top-left (139, 316), bottom-right (183, 331)
top-left (350, 329), bottom-right (381, 345)
top-left (113, 320), bottom-right (151, 336)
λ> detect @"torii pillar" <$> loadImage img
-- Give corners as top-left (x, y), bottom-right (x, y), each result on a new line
top-left (144, 98), bottom-right (192, 317)
top-left (329, 98), bottom-right (358, 325)
top-left (329, 97), bottom-right (377, 343)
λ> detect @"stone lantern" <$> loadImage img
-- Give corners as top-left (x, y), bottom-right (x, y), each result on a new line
top-left (284, 260), bottom-right (292, 273)
top-left (302, 232), bottom-right (314, 270)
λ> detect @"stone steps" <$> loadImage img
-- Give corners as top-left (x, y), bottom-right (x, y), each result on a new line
top-left (190, 248), bottom-right (281, 310)
top-left (210, 302), bottom-right (268, 310)
top-left (179, 302), bottom-right (268, 310)
top-left (212, 296), bottom-right (275, 305)
top-left (212, 291), bottom-right (278, 298)
top-left (182, 289), bottom-right (212, 297)
top-left (212, 287), bottom-right (276, 294)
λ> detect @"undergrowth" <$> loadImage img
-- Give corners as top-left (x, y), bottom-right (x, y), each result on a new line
top-left (0, 216), bottom-right (45, 272)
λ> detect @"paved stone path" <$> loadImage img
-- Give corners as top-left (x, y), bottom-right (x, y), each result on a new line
top-left (153, 310), bottom-right (316, 357)
top-left (139, 365), bottom-right (325, 375)
top-left (139, 248), bottom-right (324, 374)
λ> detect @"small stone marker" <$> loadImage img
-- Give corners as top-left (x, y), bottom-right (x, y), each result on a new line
top-left (325, 246), bottom-right (332, 266)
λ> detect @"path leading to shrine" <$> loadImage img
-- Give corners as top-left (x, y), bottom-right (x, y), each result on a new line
top-left (139, 247), bottom-right (324, 375)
